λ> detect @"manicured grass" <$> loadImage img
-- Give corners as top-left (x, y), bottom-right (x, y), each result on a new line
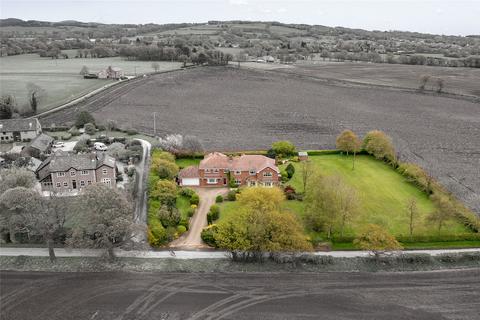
top-left (281, 154), bottom-right (468, 238)
top-left (175, 157), bottom-right (201, 169)
top-left (217, 201), bottom-right (241, 222)
top-left (176, 195), bottom-right (191, 220)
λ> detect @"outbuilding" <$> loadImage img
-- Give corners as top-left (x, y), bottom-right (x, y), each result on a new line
top-left (298, 151), bottom-right (309, 161)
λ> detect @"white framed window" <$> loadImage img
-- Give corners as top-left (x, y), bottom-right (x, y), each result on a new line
top-left (234, 170), bottom-right (241, 175)
top-left (235, 179), bottom-right (241, 185)
top-left (263, 171), bottom-right (273, 177)
top-left (214, 168), bottom-right (219, 173)
top-left (102, 169), bottom-right (107, 174)
top-left (57, 172), bottom-right (65, 177)
top-left (102, 178), bottom-right (111, 185)
top-left (207, 178), bottom-right (216, 184)
top-left (87, 180), bottom-right (92, 185)
top-left (63, 182), bottom-right (68, 187)
top-left (80, 181), bottom-right (85, 187)
top-left (264, 182), bottom-right (273, 187)
top-left (249, 169), bottom-right (256, 175)
top-left (70, 171), bottom-right (76, 176)
top-left (56, 182), bottom-right (61, 188)
top-left (81, 170), bottom-right (89, 175)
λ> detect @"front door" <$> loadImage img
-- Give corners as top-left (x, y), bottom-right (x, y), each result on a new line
top-left (72, 180), bottom-right (77, 189)
top-left (223, 178), bottom-right (227, 185)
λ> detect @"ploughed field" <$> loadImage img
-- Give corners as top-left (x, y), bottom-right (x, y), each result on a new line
top-left (40, 66), bottom-right (480, 213)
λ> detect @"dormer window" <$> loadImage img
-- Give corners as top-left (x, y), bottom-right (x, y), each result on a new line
top-left (102, 169), bottom-right (108, 174)
top-left (249, 169), bottom-right (256, 175)
top-left (70, 171), bottom-right (76, 176)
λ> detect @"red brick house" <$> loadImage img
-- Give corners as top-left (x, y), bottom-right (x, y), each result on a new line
top-left (37, 152), bottom-right (116, 193)
top-left (178, 152), bottom-right (280, 187)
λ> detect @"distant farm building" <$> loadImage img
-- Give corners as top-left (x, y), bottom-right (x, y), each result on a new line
top-left (97, 66), bottom-right (124, 79)
top-left (0, 118), bottom-right (42, 143)
top-left (298, 151), bottom-right (309, 161)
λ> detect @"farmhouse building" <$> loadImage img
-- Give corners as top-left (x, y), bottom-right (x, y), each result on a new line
top-left (37, 152), bottom-right (116, 192)
top-left (0, 118), bottom-right (42, 143)
top-left (97, 66), bottom-right (123, 79)
top-left (178, 152), bottom-right (280, 187)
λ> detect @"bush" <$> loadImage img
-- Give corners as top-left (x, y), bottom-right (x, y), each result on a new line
top-left (68, 126), bottom-right (80, 136)
top-left (201, 225), bottom-right (218, 247)
top-left (266, 148), bottom-right (277, 159)
top-left (207, 205), bottom-right (220, 224)
top-left (177, 225), bottom-right (187, 235)
top-left (61, 133), bottom-right (72, 140)
top-left (285, 163), bottom-right (295, 179)
top-left (179, 218), bottom-right (189, 230)
top-left (363, 130), bottom-right (396, 164)
top-left (84, 123), bottom-right (96, 135)
top-left (126, 128), bottom-right (138, 135)
top-left (179, 187), bottom-right (196, 198)
top-left (151, 149), bottom-right (176, 162)
top-left (147, 218), bottom-right (167, 247)
top-left (190, 193), bottom-right (200, 205)
top-left (75, 111), bottom-right (95, 127)
top-left (227, 190), bottom-right (237, 201)
top-left (158, 205), bottom-right (181, 227)
top-left (187, 207), bottom-right (195, 218)
top-left (73, 139), bottom-right (89, 153)
top-left (271, 140), bottom-right (296, 158)
top-left (284, 185), bottom-right (296, 200)
top-left (215, 195), bottom-right (224, 203)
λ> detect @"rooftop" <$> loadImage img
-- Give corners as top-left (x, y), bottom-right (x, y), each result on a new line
top-left (0, 118), bottom-right (40, 132)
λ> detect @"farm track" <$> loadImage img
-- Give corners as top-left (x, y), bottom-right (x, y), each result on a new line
top-left (38, 66), bottom-right (480, 214)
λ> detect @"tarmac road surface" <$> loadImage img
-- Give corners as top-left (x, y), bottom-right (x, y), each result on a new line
top-left (1, 269), bottom-right (479, 319)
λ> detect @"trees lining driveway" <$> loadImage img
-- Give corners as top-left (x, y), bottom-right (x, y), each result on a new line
top-left (170, 187), bottom-right (228, 250)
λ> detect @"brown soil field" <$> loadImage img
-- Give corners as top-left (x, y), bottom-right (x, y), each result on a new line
top-left (280, 62), bottom-right (480, 97)
top-left (40, 66), bottom-right (480, 214)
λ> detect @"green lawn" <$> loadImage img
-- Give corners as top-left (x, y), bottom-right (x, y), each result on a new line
top-left (176, 195), bottom-right (191, 220)
top-left (281, 154), bottom-right (468, 238)
top-left (175, 157), bottom-right (201, 169)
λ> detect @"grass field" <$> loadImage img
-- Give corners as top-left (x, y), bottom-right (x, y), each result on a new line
top-left (217, 154), bottom-right (472, 248)
top-left (176, 195), bottom-right (191, 220)
top-left (0, 53), bottom-right (181, 111)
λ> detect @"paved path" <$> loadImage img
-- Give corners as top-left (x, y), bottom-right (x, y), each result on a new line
top-left (2, 269), bottom-right (480, 319)
top-left (169, 187), bottom-right (229, 249)
top-left (1, 247), bottom-right (479, 259)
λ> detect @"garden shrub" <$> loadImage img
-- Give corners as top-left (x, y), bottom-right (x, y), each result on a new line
top-left (190, 193), bottom-right (200, 205)
top-left (215, 195), bottom-right (224, 203)
top-left (285, 163), bottom-right (295, 178)
top-left (227, 190), bottom-right (237, 201)
top-left (201, 225), bottom-right (218, 247)
top-left (158, 205), bottom-right (181, 227)
top-left (84, 122), bottom-right (96, 135)
top-left (147, 218), bottom-right (167, 247)
top-left (187, 207), bottom-right (195, 217)
top-left (61, 133), bottom-right (72, 140)
top-left (177, 225), bottom-right (187, 235)
top-left (179, 188), bottom-right (196, 198)
top-left (126, 128), bottom-right (138, 135)
top-left (179, 218), bottom-right (189, 230)
top-left (68, 126), bottom-right (80, 136)
top-left (207, 205), bottom-right (220, 224)
top-left (75, 111), bottom-right (95, 127)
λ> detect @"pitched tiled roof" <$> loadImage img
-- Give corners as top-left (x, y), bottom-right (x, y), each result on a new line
top-left (199, 153), bottom-right (279, 173)
top-left (0, 118), bottom-right (40, 132)
top-left (232, 155), bottom-right (279, 173)
top-left (29, 133), bottom-right (53, 152)
top-left (38, 152), bottom-right (115, 175)
top-left (199, 152), bottom-right (231, 169)
top-left (178, 165), bottom-right (199, 179)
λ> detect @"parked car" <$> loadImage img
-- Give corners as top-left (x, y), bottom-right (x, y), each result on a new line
top-left (52, 141), bottom-right (65, 148)
top-left (94, 142), bottom-right (108, 151)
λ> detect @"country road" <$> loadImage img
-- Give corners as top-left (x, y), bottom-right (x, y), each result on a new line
top-left (132, 139), bottom-right (152, 244)
top-left (1, 269), bottom-right (479, 319)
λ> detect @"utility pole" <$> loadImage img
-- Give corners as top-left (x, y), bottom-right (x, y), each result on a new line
top-left (153, 112), bottom-right (157, 136)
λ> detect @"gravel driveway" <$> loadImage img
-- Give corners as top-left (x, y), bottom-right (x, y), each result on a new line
top-left (170, 187), bottom-right (228, 250)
